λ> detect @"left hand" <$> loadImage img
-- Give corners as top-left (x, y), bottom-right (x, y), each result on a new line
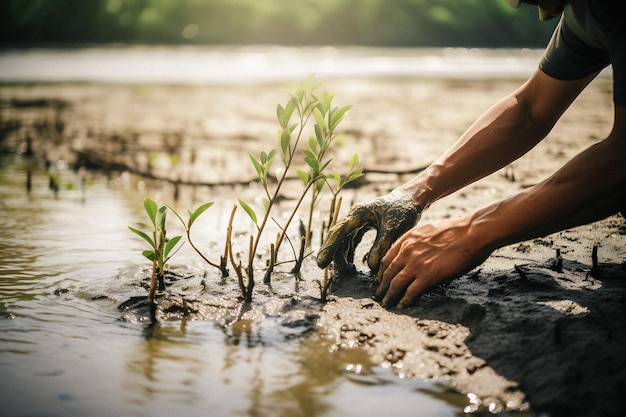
top-left (376, 216), bottom-right (492, 309)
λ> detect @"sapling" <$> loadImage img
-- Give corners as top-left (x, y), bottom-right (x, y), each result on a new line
top-left (234, 75), bottom-right (362, 301)
top-left (128, 197), bottom-right (182, 322)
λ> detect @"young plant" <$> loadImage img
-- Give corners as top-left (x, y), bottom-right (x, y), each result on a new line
top-left (128, 197), bottom-right (182, 322)
top-left (166, 202), bottom-right (230, 278)
top-left (233, 75), bottom-right (361, 301)
top-left (298, 93), bottom-right (363, 251)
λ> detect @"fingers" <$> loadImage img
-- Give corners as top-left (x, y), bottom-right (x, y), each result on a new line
top-left (397, 280), bottom-right (431, 309)
top-left (317, 203), bottom-right (376, 268)
top-left (366, 231), bottom-right (396, 273)
top-left (376, 267), bottom-right (430, 309)
top-left (375, 242), bottom-right (428, 309)
top-left (367, 203), bottom-right (422, 272)
top-left (330, 226), bottom-right (370, 273)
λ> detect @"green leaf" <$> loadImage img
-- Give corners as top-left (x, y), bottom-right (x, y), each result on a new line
top-left (319, 158), bottom-right (332, 173)
top-left (349, 153), bottom-right (359, 171)
top-left (255, 196), bottom-right (270, 212)
top-left (238, 198), bottom-right (257, 225)
top-left (314, 124), bottom-right (324, 147)
top-left (164, 235), bottom-right (182, 259)
top-left (305, 156), bottom-right (320, 173)
top-left (308, 136), bottom-right (317, 153)
top-left (284, 97), bottom-right (296, 126)
top-left (276, 103), bottom-right (285, 128)
top-left (157, 205), bottom-right (167, 229)
top-left (313, 107), bottom-right (326, 131)
top-left (330, 104), bottom-right (352, 131)
top-left (280, 130), bottom-right (291, 155)
top-left (136, 221), bottom-right (155, 232)
top-left (129, 226), bottom-right (156, 249)
top-left (348, 168), bottom-right (365, 183)
top-left (315, 177), bottom-right (325, 193)
top-left (302, 148), bottom-right (317, 163)
top-left (249, 153), bottom-right (264, 179)
top-left (188, 202), bottom-right (214, 228)
top-left (296, 169), bottom-right (309, 185)
top-left (164, 203), bottom-right (185, 228)
top-left (320, 91), bottom-right (333, 113)
top-left (303, 100), bottom-right (318, 117)
top-left (333, 168), bottom-right (342, 189)
top-left (142, 250), bottom-right (155, 261)
top-left (143, 198), bottom-right (158, 226)
top-left (266, 148), bottom-right (278, 166)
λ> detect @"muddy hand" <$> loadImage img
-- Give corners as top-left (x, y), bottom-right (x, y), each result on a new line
top-left (317, 190), bottom-right (422, 273)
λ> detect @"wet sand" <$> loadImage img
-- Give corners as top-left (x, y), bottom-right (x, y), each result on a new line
top-left (1, 76), bottom-right (624, 416)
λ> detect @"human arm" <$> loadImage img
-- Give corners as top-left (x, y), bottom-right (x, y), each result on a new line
top-left (399, 69), bottom-right (597, 209)
top-left (377, 103), bottom-right (626, 308)
top-left (318, 69), bottom-right (595, 272)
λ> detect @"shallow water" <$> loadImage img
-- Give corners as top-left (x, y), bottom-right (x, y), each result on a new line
top-left (0, 45), bottom-right (549, 84)
top-left (0, 155), bottom-right (469, 417)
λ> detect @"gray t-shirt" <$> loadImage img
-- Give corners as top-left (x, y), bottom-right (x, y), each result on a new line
top-left (539, 0), bottom-right (626, 106)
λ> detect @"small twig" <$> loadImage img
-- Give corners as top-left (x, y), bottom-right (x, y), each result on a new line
top-left (589, 244), bottom-right (600, 277)
top-left (263, 243), bottom-right (276, 284)
top-left (291, 236), bottom-right (306, 274)
top-left (514, 264), bottom-right (527, 280)
top-left (245, 235), bottom-right (254, 302)
top-left (551, 248), bottom-right (563, 273)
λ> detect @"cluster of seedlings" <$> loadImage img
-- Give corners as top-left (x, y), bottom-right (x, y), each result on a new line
top-left (128, 76), bottom-right (364, 322)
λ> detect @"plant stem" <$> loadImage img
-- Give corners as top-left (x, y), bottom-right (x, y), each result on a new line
top-left (292, 236), bottom-right (306, 274)
top-left (245, 116), bottom-right (310, 288)
top-left (245, 235), bottom-right (254, 302)
top-left (226, 205), bottom-right (247, 297)
top-left (186, 228), bottom-right (222, 270)
top-left (148, 231), bottom-right (158, 323)
top-left (263, 243), bottom-right (276, 283)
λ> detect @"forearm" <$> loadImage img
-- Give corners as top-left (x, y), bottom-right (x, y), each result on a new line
top-left (471, 134), bottom-right (626, 252)
top-left (399, 91), bottom-right (550, 208)
top-left (398, 71), bottom-right (596, 209)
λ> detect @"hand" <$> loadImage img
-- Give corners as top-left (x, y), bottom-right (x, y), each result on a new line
top-left (317, 190), bottom-right (422, 273)
top-left (376, 216), bottom-right (492, 309)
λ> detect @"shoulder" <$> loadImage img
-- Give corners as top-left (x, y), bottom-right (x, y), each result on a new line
top-left (565, 0), bottom-right (624, 46)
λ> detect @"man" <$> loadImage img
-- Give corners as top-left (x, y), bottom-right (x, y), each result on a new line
top-left (317, 0), bottom-right (625, 309)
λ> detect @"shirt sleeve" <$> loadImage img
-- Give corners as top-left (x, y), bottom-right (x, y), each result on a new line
top-left (539, 1), bottom-right (626, 107)
top-left (539, 18), bottom-right (610, 82)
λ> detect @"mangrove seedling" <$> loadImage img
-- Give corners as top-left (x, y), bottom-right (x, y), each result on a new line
top-left (128, 197), bottom-right (182, 322)
top-left (234, 75), bottom-right (361, 300)
top-left (166, 202), bottom-right (230, 277)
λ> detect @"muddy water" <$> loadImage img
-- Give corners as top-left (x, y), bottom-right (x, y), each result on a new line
top-left (0, 155), bottom-right (466, 417)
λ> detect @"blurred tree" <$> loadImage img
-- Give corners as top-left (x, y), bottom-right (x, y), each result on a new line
top-left (0, 0), bottom-right (557, 47)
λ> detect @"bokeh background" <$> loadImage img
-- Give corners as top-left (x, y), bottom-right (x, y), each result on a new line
top-left (0, 0), bottom-right (556, 47)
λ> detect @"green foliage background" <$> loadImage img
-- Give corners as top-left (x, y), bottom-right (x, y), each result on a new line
top-left (0, 0), bottom-right (557, 47)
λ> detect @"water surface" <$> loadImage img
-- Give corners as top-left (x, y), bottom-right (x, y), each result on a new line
top-left (0, 45), bottom-right (549, 84)
top-left (0, 155), bottom-right (467, 417)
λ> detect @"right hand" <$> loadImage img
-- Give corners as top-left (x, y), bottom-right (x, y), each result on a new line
top-left (317, 190), bottom-right (423, 274)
